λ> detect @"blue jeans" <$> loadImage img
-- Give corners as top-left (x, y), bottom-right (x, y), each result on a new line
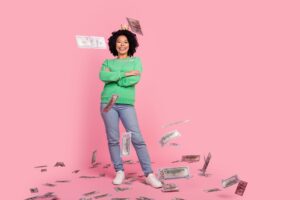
top-left (100, 103), bottom-right (153, 176)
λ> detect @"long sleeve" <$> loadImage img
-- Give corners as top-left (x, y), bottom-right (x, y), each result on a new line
top-left (117, 57), bottom-right (143, 87)
top-left (99, 59), bottom-right (126, 83)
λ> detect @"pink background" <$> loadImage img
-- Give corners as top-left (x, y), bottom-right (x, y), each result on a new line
top-left (0, 0), bottom-right (299, 199)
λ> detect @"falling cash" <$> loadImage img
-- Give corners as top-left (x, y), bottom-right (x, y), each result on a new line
top-left (94, 193), bottom-right (111, 199)
top-left (162, 183), bottom-right (179, 192)
top-left (43, 183), bottom-right (55, 187)
top-left (114, 187), bottom-right (130, 192)
top-left (34, 165), bottom-right (47, 168)
top-left (76, 35), bottom-right (106, 49)
top-left (136, 197), bottom-right (154, 200)
top-left (91, 162), bottom-right (101, 168)
top-left (111, 198), bottom-right (129, 200)
top-left (91, 150), bottom-right (97, 165)
top-left (123, 159), bottom-right (137, 164)
top-left (171, 198), bottom-right (185, 200)
top-left (121, 132), bottom-right (132, 156)
top-left (30, 188), bottom-right (38, 193)
top-left (159, 130), bottom-right (181, 146)
top-left (55, 180), bottom-right (70, 183)
top-left (162, 120), bottom-right (190, 128)
top-left (99, 173), bottom-right (105, 177)
top-left (158, 166), bottom-right (190, 180)
top-left (126, 17), bottom-right (143, 35)
top-left (103, 94), bottom-right (119, 112)
top-left (103, 164), bottom-right (111, 168)
top-left (72, 169), bottom-right (80, 173)
top-left (235, 180), bottom-right (248, 196)
top-left (222, 175), bottom-right (239, 188)
top-left (171, 160), bottom-right (181, 163)
top-left (54, 162), bottom-right (65, 167)
top-left (41, 168), bottom-right (47, 172)
top-left (169, 142), bottom-right (180, 146)
top-left (181, 155), bottom-right (200, 163)
top-left (200, 152), bottom-right (211, 176)
top-left (83, 191), bottom-right (97, 196)
top-left (79, 175), bottom-right (98, 179)
top-left (204, 188), bottom-right (221, 192)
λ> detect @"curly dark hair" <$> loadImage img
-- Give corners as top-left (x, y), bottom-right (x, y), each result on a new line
top-left (108, 29), bottom-right (139, 57)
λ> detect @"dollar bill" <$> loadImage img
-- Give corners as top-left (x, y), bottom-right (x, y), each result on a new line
top-left (200, 152), bottom-right (211, 175)
top-left (72, 169), bottom-right (80, 173)
top-left (235, 180), bottom-right (248, 196)
top-left (161, 120), bottom-right (190, 128)
top-left (76, 35), bottom-right (106, 49)
top-left (114, 187), bottom-right (130, 192)
top-left (30, 188), bottom-right (38, 193)
top-left (181, 155), bottom-right (200, 163)
top-left (55, 180), bottom-right (70, 183)
top-left (136, 197), bottom-right (154, 200)
top-left (111, 198), bottom-right (129, 200)
top-left (103, 94), bottom-right (119, 112)
top-left (126, 17), bottom-right (143, 35)
top-left (43, 183), bottom-right (55, 187)
top-left (158, 166), bottom-right (190, 180)
top-left (34, 165), bottom-right (47, 168)
top-left (79, 175), bottom-right (98, 178)
top-left (222, 175), bottom-right (239, 188)
top-left (54, 162), bottom-right (65, 167)
top-left (169, 142), bottom-right (180, 146)
top-left (91, 150), bottom-right (97, 165)
top-left (204, 188), bottom-right (221, 192)
top-left (171, 198), bottom-right (185, 200)
top-left (90, 162), bottom-right (101, 168)
top-left (162, 183), bottom-right (179, 192)
top-left (121, 132), bottom-right (132, 156)
top-left (159, 130), bottom-right (181, 146)
top-left (83, 191), bottom-right (97, 196)
top-left (94, 193), bottom-right (111, 199)
top-left (41, 168), bottom-right (47, 172)
top-left (103, 163), bottom-right (111, 168)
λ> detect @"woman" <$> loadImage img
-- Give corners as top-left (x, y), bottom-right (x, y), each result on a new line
top-left (99, 25), bottom-right (162, 188)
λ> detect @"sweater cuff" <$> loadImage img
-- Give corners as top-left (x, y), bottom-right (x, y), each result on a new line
top-left (119, 72), bottom-right (126, 79)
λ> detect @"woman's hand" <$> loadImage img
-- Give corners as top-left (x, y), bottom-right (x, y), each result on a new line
top-left (120, 24), bottom-right (129, 30)
top-left (125, 70), bottom-right (140, 77)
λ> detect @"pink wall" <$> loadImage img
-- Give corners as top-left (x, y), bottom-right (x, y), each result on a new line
top-left (1, 0), bottom-right (299, 199)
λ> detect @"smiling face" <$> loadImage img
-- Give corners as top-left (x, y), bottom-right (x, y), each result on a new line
top-left (116, 35), bottom-right (129, 57)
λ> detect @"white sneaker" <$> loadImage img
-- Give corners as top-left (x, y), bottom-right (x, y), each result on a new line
top-left (145, 173), bottom-right (163, 188)
top-left (112, 170), bottom-right (125, 185)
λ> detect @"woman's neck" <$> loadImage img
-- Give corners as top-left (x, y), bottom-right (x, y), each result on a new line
top-left (117, 54), bottom-right (129, 59)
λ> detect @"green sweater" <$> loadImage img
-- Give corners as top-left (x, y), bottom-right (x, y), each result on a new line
top-left (99, 56), bottom-right (143, 105)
